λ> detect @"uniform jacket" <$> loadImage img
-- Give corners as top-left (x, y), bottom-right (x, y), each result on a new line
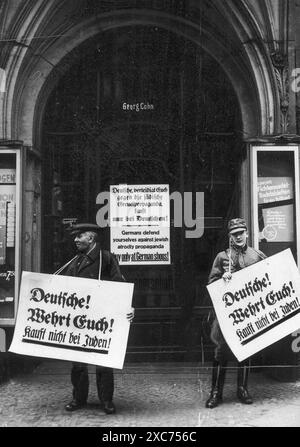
top-left (61, 243), bottom-right (124, 282)
top-left (208, 244), bottom-right (266, 356)
top-left (208, 244), bottom-right (266, 285)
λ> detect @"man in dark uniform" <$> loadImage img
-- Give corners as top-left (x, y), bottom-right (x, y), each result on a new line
top-left (205, 218), bottom-right (266, 409)
top-left (58, 223), bottom-right (134, 415)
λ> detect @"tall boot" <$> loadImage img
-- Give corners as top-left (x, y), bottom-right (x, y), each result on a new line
top-left (205, 360), bottom-right (227, 409)
top-left (237, 360), bottom-right (253, 404)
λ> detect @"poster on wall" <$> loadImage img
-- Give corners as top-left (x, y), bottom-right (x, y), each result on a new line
top-left (207, 249), bottom-right (300, 362)
top-left (110, 184), bottom-right (170, 265)
top-left (258, 177), bottom-right (293, 204)
top-left (258, 177), bottom-right (294, 243)
top-left (261, 206), bottom-right (294, 242)
top-left (9, 272), bottom-right (134, 369)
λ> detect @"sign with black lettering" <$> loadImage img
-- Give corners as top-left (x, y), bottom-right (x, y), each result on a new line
top-left (207, 249), bottom-right (300, 361)
top-left (110, 184), bottom-right (170, 265)
top-left (9, 272), bottom-right (134, 369)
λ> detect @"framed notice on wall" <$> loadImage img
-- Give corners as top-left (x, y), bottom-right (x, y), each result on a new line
top-left (258, 176), bottom-right (294, 243)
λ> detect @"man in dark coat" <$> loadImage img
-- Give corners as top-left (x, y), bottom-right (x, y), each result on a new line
top-left (58, 223), bottom-right (134, 414)
top-left (205, 218), bottom-right (266, 409)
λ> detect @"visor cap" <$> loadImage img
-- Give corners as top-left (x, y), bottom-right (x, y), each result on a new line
top-left (227, 218), bottom-right (247, 234)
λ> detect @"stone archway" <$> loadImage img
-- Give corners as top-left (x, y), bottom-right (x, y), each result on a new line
top-left (0, 1), bottom-right (284, 361)
top-left (3, 6), bottom-right (279, 147)
top-left (40, 25), bottom-right (246, 360)
top-left (0, 2), bottom-right (281, 282)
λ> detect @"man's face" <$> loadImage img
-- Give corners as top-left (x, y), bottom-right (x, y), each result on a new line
top-left (230, 229), bottom-right (248, 248)
top-left (74, 231), bottom-right (93, 253)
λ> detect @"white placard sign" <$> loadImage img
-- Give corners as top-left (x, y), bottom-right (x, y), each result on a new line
top-left (9, 272), bottom-right (134, 369)
top-left (110, 184), bottom-right (170, 265)
top-left (207, 249), bottom-right (300, 362)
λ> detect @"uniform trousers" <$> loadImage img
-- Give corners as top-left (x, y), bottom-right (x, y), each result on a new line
top-left (210, 318), bottom-right (235, 363)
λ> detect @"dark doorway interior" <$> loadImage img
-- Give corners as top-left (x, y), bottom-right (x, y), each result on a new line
top-left (42, 26), bottom-right (244, 362)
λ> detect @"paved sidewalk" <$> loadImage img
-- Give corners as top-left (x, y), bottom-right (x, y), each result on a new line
top-left (0, 360), bottom-right (300, 427)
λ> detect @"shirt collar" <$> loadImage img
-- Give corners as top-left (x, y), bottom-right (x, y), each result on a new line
top-left (231, 242), bottom-right (248, 253)
top-left (78, 242), bottom-right (99, 261)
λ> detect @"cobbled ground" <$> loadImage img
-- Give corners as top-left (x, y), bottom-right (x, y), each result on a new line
top-left (0, 360), bottom-right (299, 427)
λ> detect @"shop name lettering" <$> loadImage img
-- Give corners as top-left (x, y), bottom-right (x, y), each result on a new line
top-left (122, 102), bottom-right (154, 112)
top-left (23, 287), bottom-right (114, 348)
top-left (221, 273), bottom-right (300, 341)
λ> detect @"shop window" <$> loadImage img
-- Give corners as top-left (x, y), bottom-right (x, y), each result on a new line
top-left (251, 145), bottom-right (300, 262)
top-left (0, 149), bottom-right (21, 325)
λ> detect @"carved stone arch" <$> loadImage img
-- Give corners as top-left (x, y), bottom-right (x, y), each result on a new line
top-left (221, 0), bottom-right (289, 133)
top-left (212, 0), bottom-right (281, 135)
top-left (0, 0), bottom-right (58, 139)
top-left (5, 5), bottom-right (279, 145)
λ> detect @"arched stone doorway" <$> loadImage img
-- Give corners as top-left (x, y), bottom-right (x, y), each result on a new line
top-left (41, 26), bottom-right (244, 361)
top-left (9, 8), bottom-right (278, 146)
top-left (1, 4), bottom-right (280, 361)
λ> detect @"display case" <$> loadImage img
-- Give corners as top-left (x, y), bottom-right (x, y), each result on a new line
top-left (0, 149), bottom-right (21, 326)
top-left (251, 145), bottom-right (300, 263)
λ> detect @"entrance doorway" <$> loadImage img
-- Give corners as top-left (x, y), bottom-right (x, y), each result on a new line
top-left (41, 26), bottom-right (244, 361)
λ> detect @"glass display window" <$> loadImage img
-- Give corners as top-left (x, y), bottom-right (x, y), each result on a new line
top-left (251, 145), bottom-right (300, 262)
top-left (0, 149), bottom-right (21, 325)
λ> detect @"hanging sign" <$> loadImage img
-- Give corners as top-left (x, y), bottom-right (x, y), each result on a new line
top-left (9, 272), bottom-right (134, 369)
top-left (207, 249), bottom-right (300, 362)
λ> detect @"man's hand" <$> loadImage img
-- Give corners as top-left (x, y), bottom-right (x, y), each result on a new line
top-left (126, 307), bottom-right (135, 323)
top-left (222, 272), bottom-right (232, 282)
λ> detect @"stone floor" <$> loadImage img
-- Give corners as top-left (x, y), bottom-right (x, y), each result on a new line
top-left (0, 360), bottom-right (300, 427)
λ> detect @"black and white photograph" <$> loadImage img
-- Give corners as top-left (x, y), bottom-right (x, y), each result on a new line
top-left (0, 0), bottom-right (300, 434)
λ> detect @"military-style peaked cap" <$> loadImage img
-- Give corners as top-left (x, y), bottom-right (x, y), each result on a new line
top-left (227, 218), bottom-right (247, 234)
